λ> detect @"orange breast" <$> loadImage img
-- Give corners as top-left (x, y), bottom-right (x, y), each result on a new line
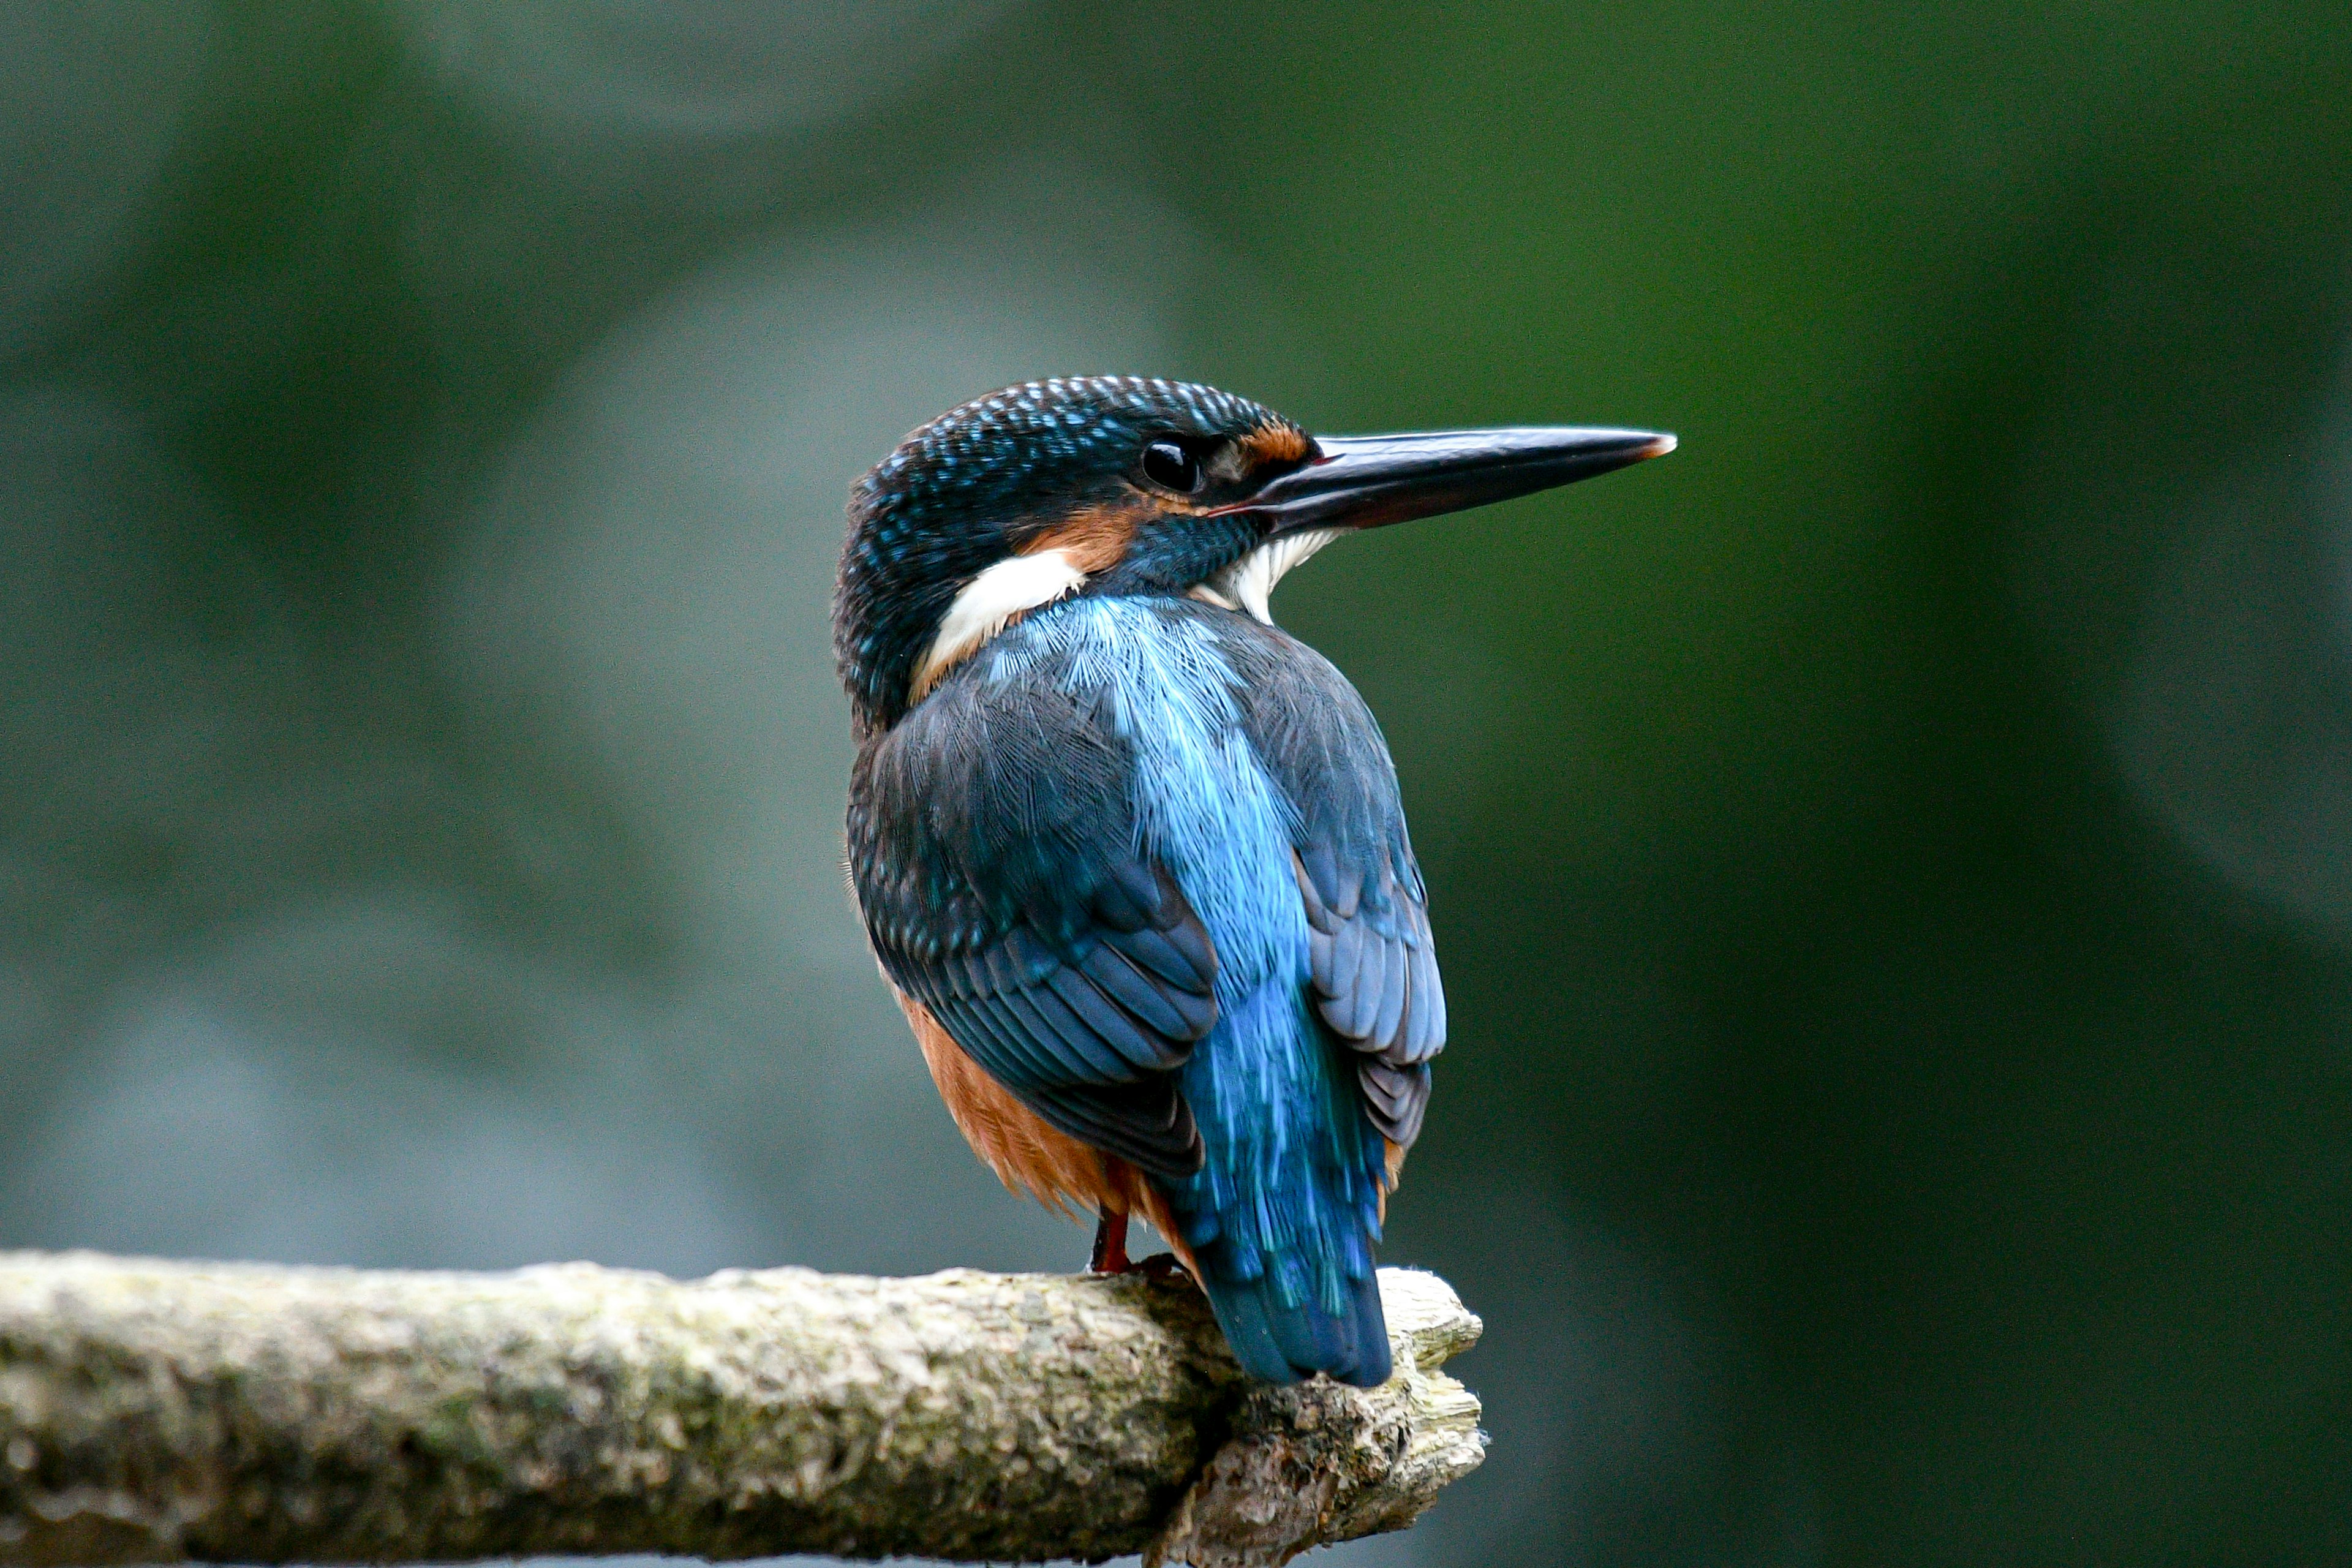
top-left (894, 989), bottom-right (1192, 1268)
top-left (897, 989), bottom-right (1411, 1263)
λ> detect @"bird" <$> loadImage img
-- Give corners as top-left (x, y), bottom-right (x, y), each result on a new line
top-left (834, 376), bottom-right (1672, 1386)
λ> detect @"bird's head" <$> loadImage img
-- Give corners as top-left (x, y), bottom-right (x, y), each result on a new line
top-left (834, 375), bottom-right (1672, 733)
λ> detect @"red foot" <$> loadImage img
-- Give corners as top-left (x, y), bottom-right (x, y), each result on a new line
top-left (1089, 1208), bottom-right (1130, 1274)
top-left (1131, 1251), bottom-right (1194, 1288)
top-left (1091, 1211), bottom-right (1195, 1288)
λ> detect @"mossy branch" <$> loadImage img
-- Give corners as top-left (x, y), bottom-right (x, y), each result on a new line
top-left (0, 1251), bottom-right (1482, 1567)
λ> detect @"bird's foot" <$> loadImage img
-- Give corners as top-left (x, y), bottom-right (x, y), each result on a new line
top-left (1088, 1212), bottom-right (1193, 1287)
top-left (1088, 1209), bottom-right (1131, 1275)
top-left (1129, 1251), bottom-right (1195, 1288)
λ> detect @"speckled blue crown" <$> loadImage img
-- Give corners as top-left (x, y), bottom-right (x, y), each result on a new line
top-left (835, 376), bottom-right (1296, 731)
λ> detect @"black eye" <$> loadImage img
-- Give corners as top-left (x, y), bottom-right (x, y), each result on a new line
top-left (1142, 439), bottom-right (1203, 494)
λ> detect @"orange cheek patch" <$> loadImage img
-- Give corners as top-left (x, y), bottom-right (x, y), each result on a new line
top-left (1237, 418), bottom-right (1313, 467)
top-left (1019, 499), bottom-right (1145, 575)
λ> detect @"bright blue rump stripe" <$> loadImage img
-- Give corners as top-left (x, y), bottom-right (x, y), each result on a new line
top-left (986, 597), bottom-right (1390, 1338)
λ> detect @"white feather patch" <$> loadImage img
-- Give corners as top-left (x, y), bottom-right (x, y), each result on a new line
top-left (911, 548), bottom-right (1087, 702)
top-left (1188, 527), bottom-right (1345, 624)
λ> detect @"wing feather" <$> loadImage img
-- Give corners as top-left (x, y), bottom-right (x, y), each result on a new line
top-left (851, 655), bottom-right (1215, 1179)
top-left (1221, 616), bottom-right (1449, 1152)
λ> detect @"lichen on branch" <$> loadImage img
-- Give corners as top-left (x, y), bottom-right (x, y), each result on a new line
top-left (0, 1252), bottom-right (1482, 1567)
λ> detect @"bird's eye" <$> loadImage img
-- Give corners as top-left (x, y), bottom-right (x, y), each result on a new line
top-left (1142, 439), bottom-right (1204, 494)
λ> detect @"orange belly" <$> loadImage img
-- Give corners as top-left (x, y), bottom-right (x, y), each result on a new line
top-left (895, 989), bottom-right (1410, 1265)
top-left (894, 990), bottom-right (1193, 1268)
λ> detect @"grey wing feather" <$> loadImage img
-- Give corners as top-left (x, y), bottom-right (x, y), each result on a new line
top-left (850, 658), bottom-right (1217, 1178)
top-left (1216, 610), bottom-right (1446, 1150)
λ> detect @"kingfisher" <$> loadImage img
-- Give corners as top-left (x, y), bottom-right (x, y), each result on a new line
top-left (835, 377), bottom-right (1671, 1385)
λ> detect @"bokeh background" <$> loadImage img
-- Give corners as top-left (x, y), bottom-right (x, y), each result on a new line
top-left (5, 3), bottom-right (2351, 1564)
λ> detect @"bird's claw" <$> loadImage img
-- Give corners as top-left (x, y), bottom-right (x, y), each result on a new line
top-left (1129, 1251), bottom-right (1194, 1288)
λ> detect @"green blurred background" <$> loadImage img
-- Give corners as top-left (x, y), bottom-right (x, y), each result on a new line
top-left (6, 3), bottom-right (2351, 1563)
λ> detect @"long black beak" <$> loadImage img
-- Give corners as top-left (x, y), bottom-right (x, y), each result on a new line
top-left (1215, 426), bottom-right (1675, 536)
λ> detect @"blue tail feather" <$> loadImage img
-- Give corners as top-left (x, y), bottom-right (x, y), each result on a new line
top-left (1198, 1256), bottom-right (1391, 1387)
top-left (1167, 980), bottom-right (1396, 1386)
top-left (1061, 600), bottom-right (1401, 1386)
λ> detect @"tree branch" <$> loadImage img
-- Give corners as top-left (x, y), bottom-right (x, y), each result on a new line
top-left (0, 1251), bottom-right (1482, 1567)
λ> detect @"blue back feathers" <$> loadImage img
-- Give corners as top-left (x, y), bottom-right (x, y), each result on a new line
top-left (1001, 600), bottom-right (1395, 1384)
top-left (840, 378), bottom-right (1440, 1387)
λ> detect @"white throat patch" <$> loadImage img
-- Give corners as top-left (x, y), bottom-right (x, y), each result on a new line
top-left (910, 548), bottom-right (1087, 703)
top-left (911, 527), bottom-right (1344, 706)
top-left (1188, 527), bottom-right (1344, 624)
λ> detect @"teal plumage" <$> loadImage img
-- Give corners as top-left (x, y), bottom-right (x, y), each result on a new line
top-left (835, 377), bottom-right (1668, 1384)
